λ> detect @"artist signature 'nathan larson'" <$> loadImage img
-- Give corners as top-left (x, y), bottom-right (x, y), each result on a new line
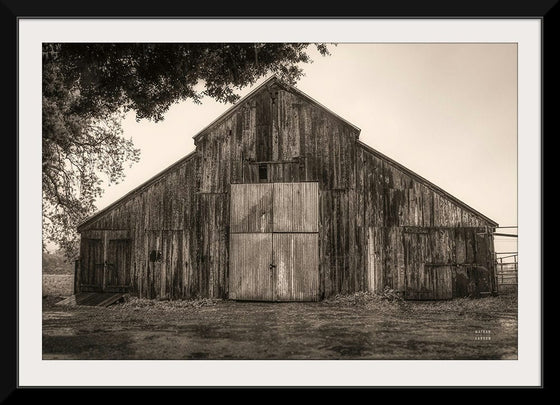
top-left (474, 330), bottom-right (492, 341)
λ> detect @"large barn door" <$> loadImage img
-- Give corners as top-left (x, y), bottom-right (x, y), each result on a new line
top-left (229, 233), bottom-right (273, 300)
top-left (272, 182), bottom-right (319, 301)
top-left (229, 182), bottom-right (319, 301)
top-left (229, 183), bottom-right (273, 301)
top-left (404, 231), bottom-right (453, 300)
top-left (273, 233), bottom-right (319, 301)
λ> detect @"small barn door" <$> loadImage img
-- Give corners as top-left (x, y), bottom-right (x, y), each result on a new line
top-left (229, 182), bottom-right (319, 301)
top-left (80, 238), bottom-right (104, 289)
top-left (105, 239), bottom-right (132, 292)
top-left (79, 232), bottom-right (131, 293)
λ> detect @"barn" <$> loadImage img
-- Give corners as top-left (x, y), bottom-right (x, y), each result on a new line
top-left (76, 76), bottom-right (498, 301)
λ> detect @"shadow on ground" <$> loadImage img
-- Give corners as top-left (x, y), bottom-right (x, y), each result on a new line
top-left (42, 292), bottom-right (517, 360)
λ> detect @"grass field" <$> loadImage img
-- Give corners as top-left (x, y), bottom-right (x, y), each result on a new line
top-left (43, 274), bottom-right (74, 297)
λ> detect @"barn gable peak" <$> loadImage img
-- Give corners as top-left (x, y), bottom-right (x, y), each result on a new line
top-left (192, 75), bottom-right (361, 144)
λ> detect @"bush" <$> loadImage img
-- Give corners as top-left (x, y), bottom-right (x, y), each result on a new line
top-left (42, 274), bottom-right (74, 296)
top-left (43, 251), bottom-right (74, 275)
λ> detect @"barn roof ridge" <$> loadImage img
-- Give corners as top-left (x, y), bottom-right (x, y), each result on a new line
top-left (192, 75), bottom-right (361, 142)
top-left (357, 140), bottom-right (498, 227)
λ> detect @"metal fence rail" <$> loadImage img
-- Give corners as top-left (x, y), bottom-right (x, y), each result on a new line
top-left (495, 253), bottom-right (517, 292)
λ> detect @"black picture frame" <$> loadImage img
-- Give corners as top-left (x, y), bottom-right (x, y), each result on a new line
top-left (8, 0), bottom-right (554, 397)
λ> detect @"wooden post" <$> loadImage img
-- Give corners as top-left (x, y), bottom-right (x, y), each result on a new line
top-left (102, 231), bottom-right (108, 292)
top-left (495, 255), bottom-right (499, 294)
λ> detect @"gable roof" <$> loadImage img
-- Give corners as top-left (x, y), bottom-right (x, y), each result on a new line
top-left (77, 76), bottom-right (497, 231)
top-left (192, 75), bottom-right (361, 143)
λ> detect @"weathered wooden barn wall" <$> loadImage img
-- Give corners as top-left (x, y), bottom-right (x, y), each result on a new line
top-left (78, 77), bottom-right (496, 300)
top-left (193, 81), bottom-right (360, 299)
top-left (356, 142), bottom-right (496, 298)
top-left (78, 153), bottom-right (201, 299)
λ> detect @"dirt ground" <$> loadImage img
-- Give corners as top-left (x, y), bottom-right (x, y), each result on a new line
top-left (42, 292), bottom-right (517, 360)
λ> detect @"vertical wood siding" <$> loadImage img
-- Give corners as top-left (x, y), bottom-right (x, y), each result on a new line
top-left (273, 233), bottom-right (319, 301)
top-left (229, 233), bottom-right (273, 301)
top-left (78, 79), bottom-right (495, 300)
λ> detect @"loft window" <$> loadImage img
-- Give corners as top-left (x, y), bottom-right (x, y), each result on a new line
top-left (259, 164), bottom-right (268, 182)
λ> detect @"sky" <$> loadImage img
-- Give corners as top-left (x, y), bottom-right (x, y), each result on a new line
top-left (96, 43), bottom-right (518, 256)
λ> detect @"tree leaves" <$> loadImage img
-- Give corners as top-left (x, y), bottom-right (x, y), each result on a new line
top-left (42, 43), bottom-right (330, 258)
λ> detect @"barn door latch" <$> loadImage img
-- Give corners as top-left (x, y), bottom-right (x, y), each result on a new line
top-left (269, 263), bottom-right (276, 270)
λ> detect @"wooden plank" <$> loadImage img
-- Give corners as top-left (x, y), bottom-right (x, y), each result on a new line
top-left (465, 229), bottom-right (476, 263)
top-left (161, 231), bottom-right (171, 299)
top-left (96, 293), bottom-right (127, 307)
top-left (271, 92), bottom-right (280, 161)
top-left (366, 227), bottom-right (376, 292)
top-left (289, 101), bottom-right (300, 159)
top-left (256, 91), bottom-right (272, 161)
top-left (117, 240), bottom-right (126, 286)
top-left (105, 240), bottom-right (120, 287)
top-left (395, 227), bottom-right (405, 292)
top-left (182, 229), bottom-right (190, 298)
top-left (273, 233), bottom-right (319, 301)
top-left (80, 238), bottom-right (103, 288)
top-left (93, 239), bottom-right (104, 287)
top-left (229, 233), bottom-right (273, 301)
top-left (170, 230), bottom-right (182, 299)
top-left (433, 266), bottom-right (453, 300)
top-left (81, 229), bottom-right (130, 240)
top-left (231, 183), bottom-right (273, 233)
top-left (273, 233), bottom-right (292, 300)
top-left (101, 231), bottom-right (108, 290)
top-left (247, 184), bottom-right (273, 233)
top-left (292, 182), bottom-right (318, 232)
top-left (404, 232), bottom-right (433, 300)
top-left (146, 230), bottom-right (162, 299)
top-left (273, 183), bottom-right (293, 232)
top-left (230, 184), bottom-right (247, 233)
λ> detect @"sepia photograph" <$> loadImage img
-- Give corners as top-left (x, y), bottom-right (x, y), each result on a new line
top-left (41, 41), bottom-right (518, 360)
top-left (17, 17), bottom-right (542, 387)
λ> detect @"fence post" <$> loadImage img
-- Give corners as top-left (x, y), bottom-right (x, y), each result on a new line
top-left (500, 257), bottom-right (504, 284)
top-left (494, 252), bottom-right (500, 295)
